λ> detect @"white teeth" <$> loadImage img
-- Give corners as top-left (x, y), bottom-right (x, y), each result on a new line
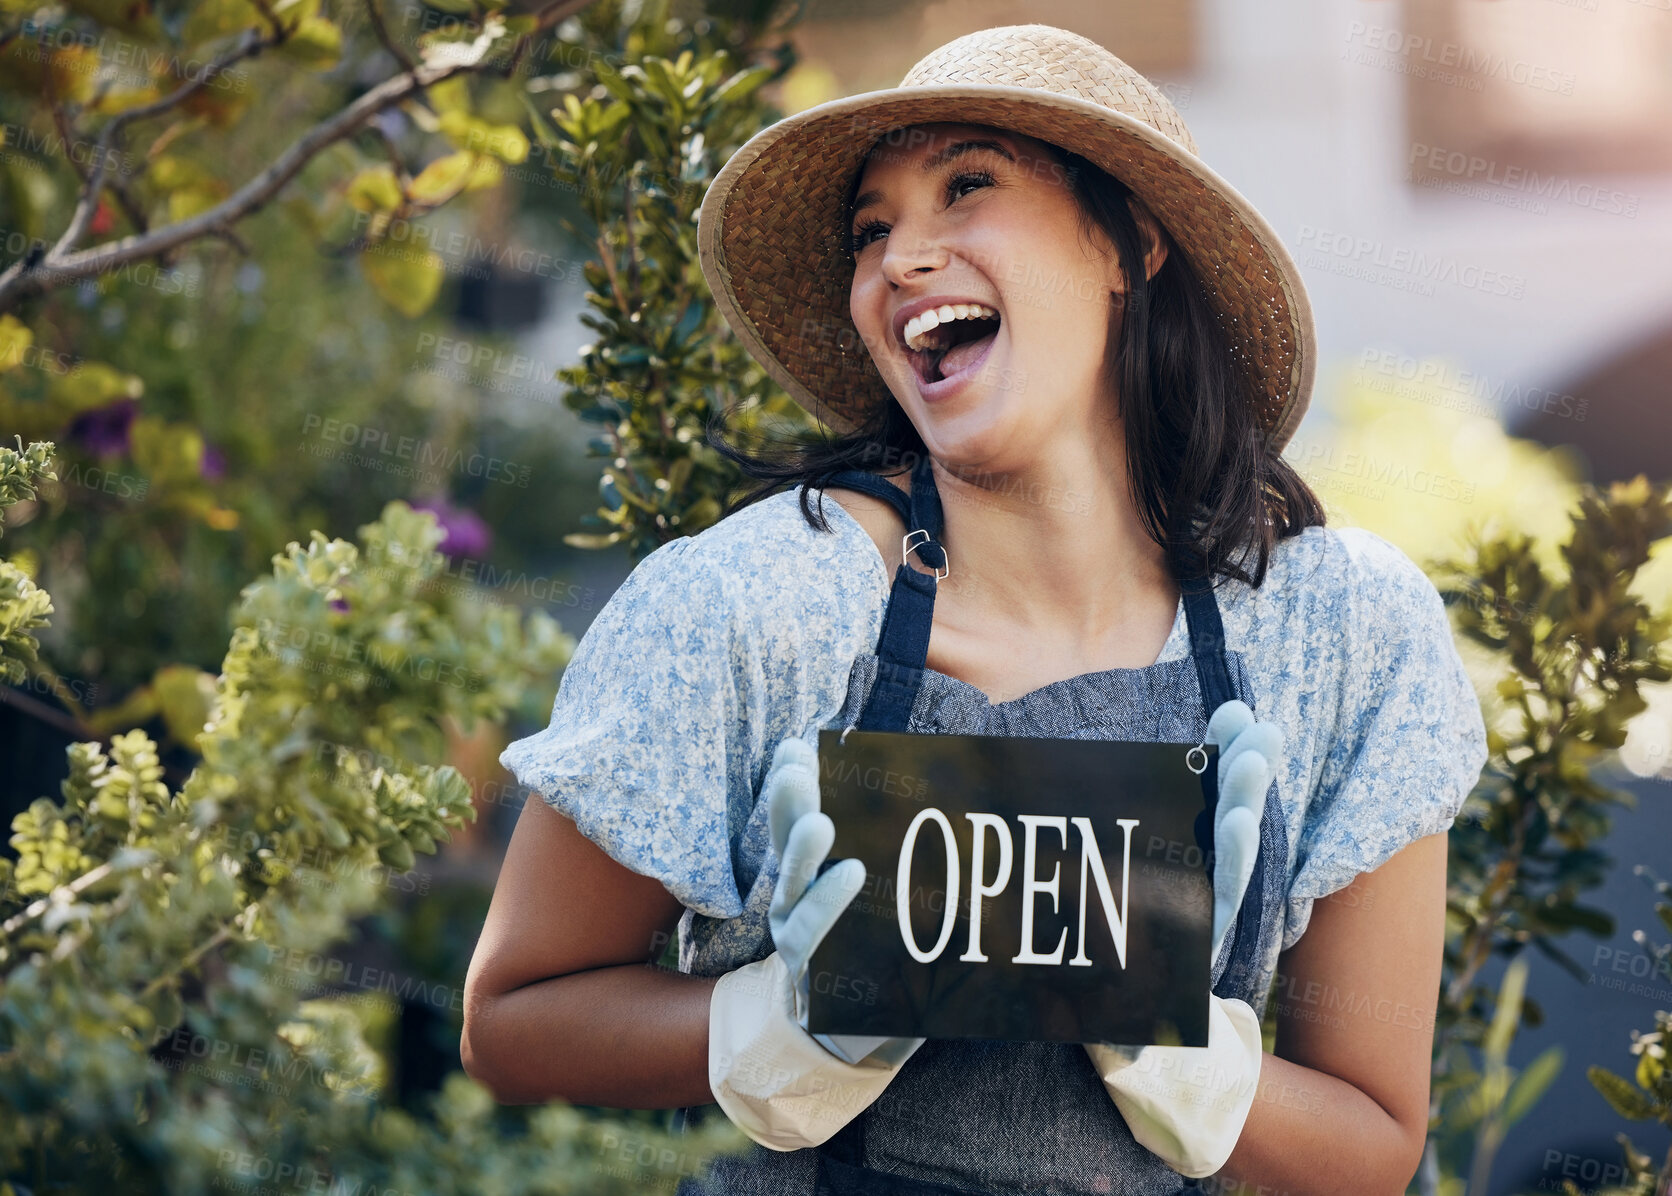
top-left (903, 303), bottom-right (998, 351)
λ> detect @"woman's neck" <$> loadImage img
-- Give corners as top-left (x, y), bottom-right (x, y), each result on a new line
top-left (928, 455), bottom-right (1173, 642)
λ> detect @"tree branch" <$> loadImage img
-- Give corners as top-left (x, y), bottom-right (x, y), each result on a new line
top-left (0, 0), bottom-right (596, 313)
top-left (49, 25), bottom-right (277, 265)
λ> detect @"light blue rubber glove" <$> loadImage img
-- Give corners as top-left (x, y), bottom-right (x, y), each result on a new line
top-left (1082, 697), bottom-right (1285, 1179)
top-left (1205, 698), bottom-right (1284, 969)
top-left (764, 736), bottom-right (926, 1068)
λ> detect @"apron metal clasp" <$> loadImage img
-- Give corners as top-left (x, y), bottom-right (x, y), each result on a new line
top-left (1185, 742), bottom-right (1210, 775)
top-left (902, 529), bottom-right (950, 581)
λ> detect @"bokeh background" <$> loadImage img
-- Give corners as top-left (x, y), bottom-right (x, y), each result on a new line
top-left (1, 0), bottom-right (1670, 1192)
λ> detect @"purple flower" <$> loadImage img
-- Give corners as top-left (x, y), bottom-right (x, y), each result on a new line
top-left (67, 397), bottom-right (139, 458)
top-left (412, 495), bottom-right (492, 559)
top-left (328, 596), bottom-right (351, 613)
top-left (200, 442), bottom-right (227, 481)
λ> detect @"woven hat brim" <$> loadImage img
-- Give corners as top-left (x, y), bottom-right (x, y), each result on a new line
top-left (698, 84), bottom-right (1316, 452)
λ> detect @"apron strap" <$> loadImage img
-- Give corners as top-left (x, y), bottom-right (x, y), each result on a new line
top-left (1180, 579), bottom-right (1234, 712)
top-left (819, 467), bottom-right (912, 525)
top-left (1181, 577), bottom-right (1278, 1001)
top-left (821, 457), bottom-right (945, 733)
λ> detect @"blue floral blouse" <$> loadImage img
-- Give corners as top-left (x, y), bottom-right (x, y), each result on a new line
top-left (500, 484), bottom-right (1489, 1005)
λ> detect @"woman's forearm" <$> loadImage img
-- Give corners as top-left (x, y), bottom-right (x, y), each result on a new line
top-left (1211, 1051), bottom-right (1423, 1195)
top-left (462, 962), bottom-right (719, 1108)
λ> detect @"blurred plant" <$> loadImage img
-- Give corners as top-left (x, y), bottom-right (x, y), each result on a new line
top-left (1288, 364), bottom-right (1590, 574)
top-left (0, 437), bottom-right (57, 682)
top-left (1456, 957), bottom-right (1565, 1196)
top-left (1405, 475), bottom-right (1672, 1194)
top-left (0, 0), bottom-right (615, 750)
top-left (0, 0), bottom-right (591, 313)
top-left (1554, 865), bottom-right (1672, 1196)
top-left (528, 0), bottom-right (812, 556)
top-left (0, 438), bottom-right (746, 1193)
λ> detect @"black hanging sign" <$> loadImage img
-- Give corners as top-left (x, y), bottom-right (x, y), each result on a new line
top-left (805, 728), bottom-right (1214, 1048)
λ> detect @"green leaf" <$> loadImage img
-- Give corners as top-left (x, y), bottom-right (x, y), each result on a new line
top-left (346, 165), bottom-right (404, 213)
top-left (0, 314), bottom-right (34, 376)
top-left (152, 664), bottom-right (218, 750)
top-left (1635, 1047), bottom-right (1662, 1093)
top-left (709, 64), bottom-right (773, 110)
top-left (1587, 1065), bottom-right (1658, 1120)
top-left (378, 838), bottom-right (415, 872)
top-left (1536, 902), bottom-right (1614, 936)
top-left (1484, 955), bottom-right (1529, 1061)
top-left (168, 183), bottom-right (226, 224)
top-left (408, 151), bottom-right (476, 205)
top-left (276, 15), bottom-right (342, 69)
top-left (562, 531), bottom-right (625, 550)
top-left (183, 0), bottom-right (260, 44)
top-left (360, 245), bottom-right (444, 318)
top-left (437, 111), bottom-right (528, 163)
top-left (1502, 1046), bottom-right (1563, 1126)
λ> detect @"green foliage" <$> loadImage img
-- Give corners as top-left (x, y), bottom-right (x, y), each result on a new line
top-left (0, 437), bottom-right (57, 686)
top-left (0, 466), bottom-right (744, 1192)
top-left (0, 436), bottom-right (58, 519)
top-left (532, 0), bottom-right (814, 557)
top-left (1557, 866), bottom-right (1672, 1196)
top-left (1413, 476), bottom-right (1672, 1191)
top-left (1447, 957), bottom-right (1566, 1193)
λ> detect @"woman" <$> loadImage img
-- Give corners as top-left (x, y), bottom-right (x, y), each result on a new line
top-left (461, 24), bottom-right (1488, 1196)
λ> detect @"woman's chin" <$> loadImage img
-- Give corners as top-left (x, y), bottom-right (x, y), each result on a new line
top-left (909, 406), bottom-right (1024, 469)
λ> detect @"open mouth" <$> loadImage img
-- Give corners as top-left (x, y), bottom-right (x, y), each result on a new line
top-left (903, 305), bottom-right (1002, 385)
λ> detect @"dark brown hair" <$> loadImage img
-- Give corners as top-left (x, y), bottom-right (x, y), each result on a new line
top-left (704, 127), bottom-right (1325, 590)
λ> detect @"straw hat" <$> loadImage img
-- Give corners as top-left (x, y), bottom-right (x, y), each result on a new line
top-left (696, 23), bottom-right (1315, 451)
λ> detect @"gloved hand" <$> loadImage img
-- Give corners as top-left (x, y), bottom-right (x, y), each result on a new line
top-left (708, 737), bottom-right (926, 1151)
top-left (762, 736), bottom-right (924, 1068)
top-left (1083, 699), bottom-right (1283, 1178)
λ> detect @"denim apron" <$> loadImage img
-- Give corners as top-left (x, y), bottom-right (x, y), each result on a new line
top-left (676, 456), bottom-right (1289, 1196)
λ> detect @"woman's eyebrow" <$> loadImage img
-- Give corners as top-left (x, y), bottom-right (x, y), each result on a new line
top-left (848, 138), bottom-right (1016, 222)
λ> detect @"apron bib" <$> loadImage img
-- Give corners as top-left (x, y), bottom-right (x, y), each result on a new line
top-left (680, 456), bottom-right (1290, 1196)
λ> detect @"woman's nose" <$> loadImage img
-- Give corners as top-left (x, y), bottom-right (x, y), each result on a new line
top-left (880, 219), bottom-right (949, 287)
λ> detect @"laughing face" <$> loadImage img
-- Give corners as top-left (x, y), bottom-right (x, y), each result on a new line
top-left (846, 121), bottom-right (1164, 468)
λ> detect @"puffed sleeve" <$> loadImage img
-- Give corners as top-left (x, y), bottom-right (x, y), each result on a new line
top-left (1283, 529), bottom-right (1488, 948)
top-left (496, 492), bottom-right (887, 923)
top-left (497, 534), bottom-right (754, 919)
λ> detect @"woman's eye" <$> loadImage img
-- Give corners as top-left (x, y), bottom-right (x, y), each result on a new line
top-left (849, 221), bottom-right (886, 253)
top-left (947, 169), bottom-right (995, 201)
top-left (848, 170), bottom-right (994, 254)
